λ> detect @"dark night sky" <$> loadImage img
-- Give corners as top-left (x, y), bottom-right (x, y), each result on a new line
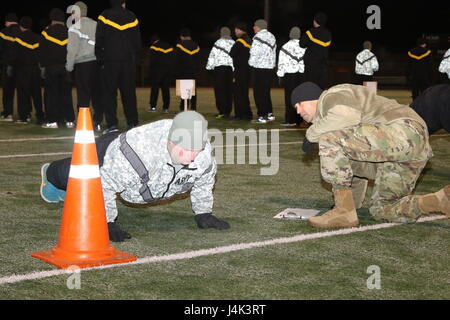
top-left (1, 0), bottom-right (449, 53)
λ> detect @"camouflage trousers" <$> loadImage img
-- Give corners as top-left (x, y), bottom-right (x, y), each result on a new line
top-left (318, 119), bottom-right (433, 222)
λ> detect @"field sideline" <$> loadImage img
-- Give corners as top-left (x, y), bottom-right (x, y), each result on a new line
top-left (0, 88), bottom-right (449, 300)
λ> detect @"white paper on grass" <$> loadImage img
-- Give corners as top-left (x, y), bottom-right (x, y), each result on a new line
top-left (274, 208), bottom-right (321, 220)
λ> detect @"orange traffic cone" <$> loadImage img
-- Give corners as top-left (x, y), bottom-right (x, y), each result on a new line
top-left (32, 108), bottom-right (137, 269)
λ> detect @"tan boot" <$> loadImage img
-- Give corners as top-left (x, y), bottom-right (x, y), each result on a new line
top-left (418, 185), bottom-right (450, 217)
top-left (309, 188), bottom-right (360, 229)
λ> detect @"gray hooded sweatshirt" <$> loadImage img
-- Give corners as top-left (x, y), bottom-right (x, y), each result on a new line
top-left (66, 17), bottom-right (97, 71)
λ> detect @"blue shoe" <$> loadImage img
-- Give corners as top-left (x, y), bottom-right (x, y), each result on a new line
top-left (40, 163), bottom-right (65, 203)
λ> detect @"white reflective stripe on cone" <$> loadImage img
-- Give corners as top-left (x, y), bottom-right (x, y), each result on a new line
top-left (69, 165), bottom-right (100, 179)
top-left (74, 130), bottom-right (96, 144)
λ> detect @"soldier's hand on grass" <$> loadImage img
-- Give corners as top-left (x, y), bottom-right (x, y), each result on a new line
top-left (108, 222), bottom-right (132, 242)
top-left (195, 213), bottom-right (230, 230)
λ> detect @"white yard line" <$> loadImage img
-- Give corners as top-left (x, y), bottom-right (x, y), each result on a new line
top-left (0, 152), bottom-right (72, 159)
top-left (0, 141), bottom-right (302, 159)
top-left (0, 215), bottom-right (444, 286)
top-left (0, 136), bottom-right (75, 143)
top-left (1, 132), bottom-right (449, 159)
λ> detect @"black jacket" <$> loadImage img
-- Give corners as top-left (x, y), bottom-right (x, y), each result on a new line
top-left (39, 24), bottom-right (68, 67)
top-left (300, 26), bottom-right (332, 66)
top-left (95, 6), bottom-right (142, 62)
top-left (0, 24), bottom-right (21, 66)
top-left (410, 84), bottom-right (450, 134)
top-left (174, 39), bottom-right (200, 79)
top-left (11, 29), bottom-right (41, 67)
top-left (148, 40), bottom-right (174, 79)
top-left (229, 33), bottom-right (252, 71)
top-left (406, 46), bottom-right (432, 82)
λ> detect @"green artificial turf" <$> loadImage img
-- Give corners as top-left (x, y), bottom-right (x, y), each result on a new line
top-left (0, 88), bottom-right (448, 300)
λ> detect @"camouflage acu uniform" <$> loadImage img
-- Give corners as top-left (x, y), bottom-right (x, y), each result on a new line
top-left (101, 120), bottom-right (217, 222)
top-left (306, 84), bottom-right (433, 222)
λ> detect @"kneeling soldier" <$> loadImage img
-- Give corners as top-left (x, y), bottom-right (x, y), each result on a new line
top-left (291, 82), bottom-right (449, 228)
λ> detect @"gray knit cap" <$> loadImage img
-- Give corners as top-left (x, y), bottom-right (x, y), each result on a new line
top-left (254, 19), bottom-right (268, 30)
top-left (72, 1), bottom-right (88, 17)
top-left (363, 41), bottom-right (372, 50)
top-left (289, 27), bottom-right (301, 40)
top-left (168, 111), bottom-right (208, 150)
top-left (220, 27), bottom-right (231, 38)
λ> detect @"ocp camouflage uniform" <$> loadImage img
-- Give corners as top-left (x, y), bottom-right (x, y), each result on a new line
top-left (306, 84), bottom-right (433, 222)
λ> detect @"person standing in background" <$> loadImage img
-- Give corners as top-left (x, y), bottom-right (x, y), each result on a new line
top-left (206, 27), bottom-right (235, 119)
top-left (147, 34), bottom-right (173, 114)
top-left (249, 19), bottom-right (276, 124)
top-left (174, 28), bottom-right (200, 111)
top-left (229, 22), bottom-right (253, 121)
top-left (96, 0), bottom-right (142, 133)
top-left (12, 16), bottom-right (45, 124)
top-left (407, 38), bottom-right (432, 99)
top-left (40, 8), bottom-right (74, 129)
top-left (277, 26), bottom-right (305, 127)
top-left (0, 13), bottom-right (20, 122)
top-left (66, 1), bottom-right (104, 132)
top-left (354, 41), bottom-right (379, 84)
top-left (300, 12), bottom-right (332, 89)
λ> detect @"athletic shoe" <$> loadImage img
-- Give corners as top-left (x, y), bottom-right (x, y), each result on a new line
top-left (215, 114), bottom-right (227, 119)
top-left (267, 113), bottom-right (275, 122)
top-left (94, 124), bottom-right (102, 132)
top-left (66, 122), bottom-right (75, 129)
top-left (42, 122), bottom-right (59, 129)
top-left (103, 125), bottom-right (119, 135)
top-left (40, 163), bottom-right (66, 203)
top-left (162, 109), bottom-right (169, 114)
top-left (0, 115), bottom-right (13, 122)
top-left (147, 107), bottom-right (157, 112)
top-left (15, 119), bottom-right (28, 124)
top-left (253, 116), bottom-right (268, 124)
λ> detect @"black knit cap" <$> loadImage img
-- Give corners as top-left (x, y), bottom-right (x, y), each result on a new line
top-left (291, 82), bottom-right (323, 108)
top-left (19, 16), bottom-right (33, 29)
top-left (5, 13), bottom-right (18, 23)
top-left (110, 0), bottom-right (125, 7)
top-left (180, 28), bottom-right (191, 37)
top-left (314, 12), bottom-right (327, 26)
top-left (49, 8), bottom-right (65, 22)
top-left (235, 22), bottom-right (247, 32)
top-left (416, 37), bottom-right (427, 46)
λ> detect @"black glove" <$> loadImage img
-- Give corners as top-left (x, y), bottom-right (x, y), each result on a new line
top-left (6, 65), bottom-right (13, 77)
top-left (108, 222), bottom-right (132, 242)
top-left (302, 137), bottom-right (319, 155)
top-left (278, 77), bottom-right (284, 87)
top-left (195, 213), bottom-right (230, 230)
